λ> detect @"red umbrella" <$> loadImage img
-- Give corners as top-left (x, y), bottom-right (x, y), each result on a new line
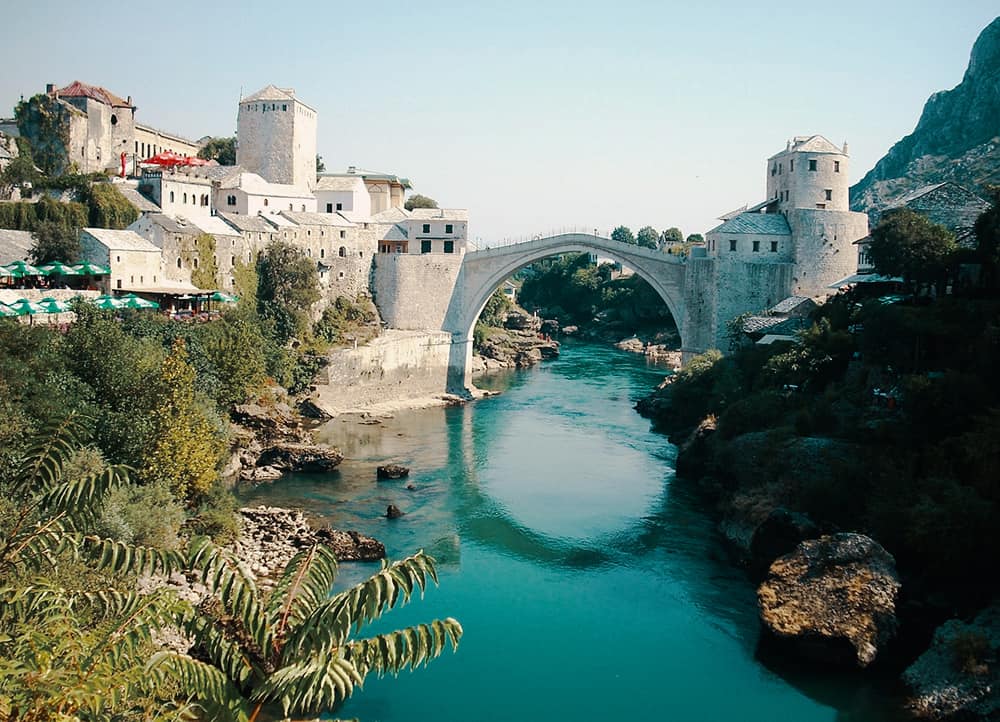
top-left (142, 151), bottom-right (187, 167)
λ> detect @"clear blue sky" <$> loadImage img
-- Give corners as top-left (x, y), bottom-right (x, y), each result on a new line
top-left (3, 1), bottom-right (997, 242)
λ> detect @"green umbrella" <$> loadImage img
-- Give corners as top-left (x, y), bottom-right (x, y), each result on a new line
top-left (0, 303), bottom-right (19, 318)
top-left (38, 261), bottom-right (81, 276)
top-left (7, 298), bottom-right (45, 315)
top-left (5, 261), bottom-right (43, 277)
top-left (209, 291), bottom-right (239, 303)
top-left (0, 267), bottom-right (13, 278)
top-left (120, 295), bottom-right (160, 310)
top-left (72, 262), bottom-right (111, 275)
top-left (90, 296), bottom-right (123, 310)
top-left (37, 297), bottom-right (72, 314)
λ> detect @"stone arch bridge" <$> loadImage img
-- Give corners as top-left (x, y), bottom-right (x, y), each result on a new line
top-left (439, 233), bottom-right (713, 391)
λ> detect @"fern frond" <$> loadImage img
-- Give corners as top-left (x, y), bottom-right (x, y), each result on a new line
top-left (347, 618), bottom-right (463, 679)
top-left (0, 515), bottom-right (73, 573)
top-left (79, 534), bottom-right (185, 577)
top-left (281, 551), bottom-right (438, 662)
top-left (187, 537), bottom-right (268, 651)
top-left (148, 651), bottom-right (252, 722)
top-left (11, 413), bottom-right (91, 497)
top-left (187, 612), bottom-right (262, 687)
top-left (40, 464), bottom-right (132, 524)
top-left (266, 544), bottom-right (339, 646)
top-left (80, 589), bottom-right (185, 673)
top-left (250, 655), bottom-right (364, 717)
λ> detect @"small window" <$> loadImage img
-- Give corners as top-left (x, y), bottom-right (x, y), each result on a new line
top-left (809, 159), bottom-right (817, 171)
top-left (116, 279), bottom-right (122, 289)
top-left (282, 104), bottom-right (287, 111)
top-left (183, 193), bottom-right (188, 203)
top-left (778, 163), bottom-right (782, 175)
top-left (339, 246), bottom-right (346, 257)
top-left (825, 189), bottom-right (833, 201)
top-left (789, 159), bottom-right (794, 172)
top-left (834, 161), bottom-right (840, 173)
top-left (170, 191), bottom-right (175, 203)
top-left (340, 230), bottom-right (345, 239)
top-left (176, 257), bottom-right (181, 268)
top-left (728, 239), bottom-right (737, 252)
top-left (289, 204), bottom-right (293, 211)
top-left (326, 203), bottom-right (333, 212)
top-left (320, 248), bottom-right (325, 259)
top-left (194, 258), bottom-right (199, 268)
top-left (231, 255), bottom-right (235, 266)
top-left (445, 224), bottom-right (453, 234)
top-left (444, 240), bottom-right (455, 254)
top-left (264, 199), bottom-right (269, 207)
top-left (339, 271), bottom-right (345, 279)
top-left (421, 240), bottom-right (432, 254)
top-left (336, 202), bottom-right (343, 211)
top-left (771, 164), bottom-right (777, 176)
top-left (752, 240), bottom-right (760, 252)
top-left (816, 203), bottom-right (826, 209)
top-left (770, 241), bottom-right (778, 253)
top-left (422, 223), bottom-right (430, 234)
top-left (116, 255), bottom-right (121, 263)
top-left (301, 204), bottom-right (306, 211)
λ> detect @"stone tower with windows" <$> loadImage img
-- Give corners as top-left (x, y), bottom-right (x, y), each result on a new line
top-left (236, 85), bottom-right (317, 190)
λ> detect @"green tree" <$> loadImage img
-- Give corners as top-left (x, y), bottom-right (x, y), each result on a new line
top-left (636, 226), bottom-right (659, 249)
top-left (686, 233), bottom-right (704, 245)
top-left (150, 540), bottom-right (462, 721)
top-left (83, 182), bottom-right (139, 229)
top-left (316, 154), bottom-right (326, 173)
top-left (139, 339), bottom-right (225, 501)
top-left (868, 208), bottom-right (957, 293)
top-left (201, 314), bottom-right (268, 405)
top-left (611, 225), bottom-right (635, 245)
top-left (257, 242), bottom-right (320, 343)
top-left (404, 194), bottom-right (438, 211)
top-left (197, 136), bottom-right (237, 165)
top-left (478, 287), bottom-right (512, 327)
top-left (660, 227), bottom-right (684, 247)
top-left (29, 220), bottom-right (80, 264)
top-left (191, 233), bottom-right (220, 289)
top-left (0, 152), bottom-right (41, 199)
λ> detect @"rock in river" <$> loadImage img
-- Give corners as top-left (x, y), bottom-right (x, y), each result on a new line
top-left (386, 504), bottom-right (405, 519)
top-left (757, 533), bottom-right (900, 668)
top-left (377, 464), bottom-right (410, 480)
top-left (255, 442), bottom-right (343, 473)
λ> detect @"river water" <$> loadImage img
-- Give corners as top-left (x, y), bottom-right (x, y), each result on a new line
top-left (238, 340), bottom-right (901, 721)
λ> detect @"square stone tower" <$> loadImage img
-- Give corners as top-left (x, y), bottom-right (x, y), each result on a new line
top-left (236, 85), bottom-right (317, 190)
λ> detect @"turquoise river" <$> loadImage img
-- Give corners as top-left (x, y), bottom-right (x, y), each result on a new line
top-left (238, 340), bottom-right (904, 722)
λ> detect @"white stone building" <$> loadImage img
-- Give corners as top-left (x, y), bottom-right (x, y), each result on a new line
top-left (215, 170), bottom-right (315, 216)
top-left (382, 208), bottom-right (468, 255)
top-left (314, 174), bottom-right (370, 216)
top-left (79, 228), bottom-right (165, 293)
top-left (236, 86), bottom-right (317, 190)
top-left (138, 168), bottom-right (214, 220)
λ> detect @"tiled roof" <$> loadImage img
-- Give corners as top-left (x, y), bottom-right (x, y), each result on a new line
top-left (193, 216), bottom-right (242, 237)
top-left (408, 208), bottom-right (468, 221)
top-left (709, 212), bottom-right (791, 236)
top-left (743, 315), bottom-right (810, 336)
top-left (83, 228), bottom-right (159, 252)
top-left (146, 213), bottom-right (198, 234)
top-left (381, 224), bottom-right (408, 242)
top-left (56, 81), bottom-right (131, 108)
top-left (222, 172), bottom-right (313, 198)
top-left (117, 186), bottom-right (160, 213)
top-left (280, 211), bottom-right (355, 227)
top-left (315, 176), bottom-right (364, 192)
top-left (790, 135), bottom-right (842, 154)
top-left (217, 212), bottom-right (276, 233)
top-left (768, 296), bottom-right (816, 315)
top-left (370, 207), bottom-right (410, 222)
top-left (0, 228), bottom-right (34, 265)
top-left (242, 85), bottom-right (296, 103)
top-left (322, 169), bottom-right (412, 189)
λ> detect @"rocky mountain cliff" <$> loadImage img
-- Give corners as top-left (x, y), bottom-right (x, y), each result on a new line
top-left (851, 16), bottom-right (1000, 213)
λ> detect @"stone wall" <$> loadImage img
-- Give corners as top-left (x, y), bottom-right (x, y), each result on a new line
top-left (373, 253), bottom-right (464, 330)
top-left (788, 208), bottom-right (867, 296)
top-left (713, 257), bottom-right (796, 348)
top-left (307, 330), bottom-right (453, 414)
top-left (680, 254), bottom-right (718, 358)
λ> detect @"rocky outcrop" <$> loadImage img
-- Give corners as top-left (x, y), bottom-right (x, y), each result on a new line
top-left (255, 442), bottom-right (343, 473)
top-left (748, 508), bottom-right (820, 578)
top-left (234, 506), bottom-right (385, 592)
top-left (758, 533), bottom-right (901, 668)
top-left (473, 327), bottom-right (559, 373)
top-left (851, 17), bottom-right (1000, 214)
top-left (904, 602), bottom-right (1000, 721)
top-left (377, 464), bottom-right (410, 479)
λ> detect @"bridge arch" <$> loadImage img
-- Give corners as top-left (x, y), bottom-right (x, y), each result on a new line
top-left (443, 233), bottom-right (689, 391)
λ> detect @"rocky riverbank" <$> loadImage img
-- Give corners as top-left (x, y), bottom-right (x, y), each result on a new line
top-left (472, 309), bottom-right (560, 373)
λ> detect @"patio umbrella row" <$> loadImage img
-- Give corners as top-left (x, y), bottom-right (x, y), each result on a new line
top-left (2, 260), bottom-right (111, 278)
top-left (0, 293), bottom-right (165, 317)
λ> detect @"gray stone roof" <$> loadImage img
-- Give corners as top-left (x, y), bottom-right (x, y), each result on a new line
top-left (370, 207), bottom-right (410, 223)
top-left (117, 186), bottom-right (160, 213)
top-left (742, 315), bottom-right (810, 336)
top-left (243, 85), bottom-right (296, 103)
top-left (314, 176), bottom-right (362, 192)
top-left (768, 135), bottom-right (844, 160)
top-left (280, 211), bottom-right (354, 227)
top-left (147, 213), bottom-right (198, 234)
top-left (709, 212), bottom-right (791, 236)
top-left (408, 208), bottom-right (469, 221)
top-left (82, 228), bottom-right (159, 252)
top-left (768, 296), bottom-right (817, 316)
top-left (217, 212), bottom-right (275, 233)
top-left (0, 229), bottom-right (34, 265)
top-left (175, 164), bottom-right (243, 184)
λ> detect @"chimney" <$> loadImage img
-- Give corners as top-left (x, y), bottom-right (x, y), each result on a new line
top-left (347, 166), bottom-right (356, 174)
top-left (842, 141), bottom-right (849, 155)
top-left (46, 83), bottom-right (55, 95)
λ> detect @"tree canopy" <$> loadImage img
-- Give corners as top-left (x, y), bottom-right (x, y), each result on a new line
top-left (660, 227), bottom-right (684, 247)
top-left (686, 233), bottom-right (704, 245)
top-left (636, 226), bottom-right (659, 249)
top-left (611, 225), bottom-right (635, 245)
top-left (404, 194), bottom-right (438, 211)
top-left (973, 185), bottom-right (1000, 289)
top-left (868, 208), bottom-right (957, 291)
top-left (197, 137), bottom-right (237, 165)
top-left (257, 241), bottom-right (320, 343)
top-left (30, 220), bottom-right (80, 264)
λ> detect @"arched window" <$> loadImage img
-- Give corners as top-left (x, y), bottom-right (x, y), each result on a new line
top-left (183, 193), bottom-right (188, 203)
top-left (320, 248), bottom-right (325, 259)
top-left (264, 199), bottom-right (269, 207)
top-left (169, 191), bottom-right (175, 203)
top-left (176, 257), bottom-right (181, 268)
top-left (338, 246), bottom-right (346, 257)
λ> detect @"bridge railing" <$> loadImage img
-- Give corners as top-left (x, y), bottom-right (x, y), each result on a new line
top-left (467, 226), bottom-right (611, 251)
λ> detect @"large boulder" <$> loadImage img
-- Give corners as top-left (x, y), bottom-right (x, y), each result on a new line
top-left (255, 442), bottom-right (343, 473)
top-left (758, 533), bottom-right (901, 668)
top-left (504, 309), bottom-right (542, 332)
top-left (903, 602), bottom-right (1000, 721)
top-left (377, 464), bottom-right (410, 480)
